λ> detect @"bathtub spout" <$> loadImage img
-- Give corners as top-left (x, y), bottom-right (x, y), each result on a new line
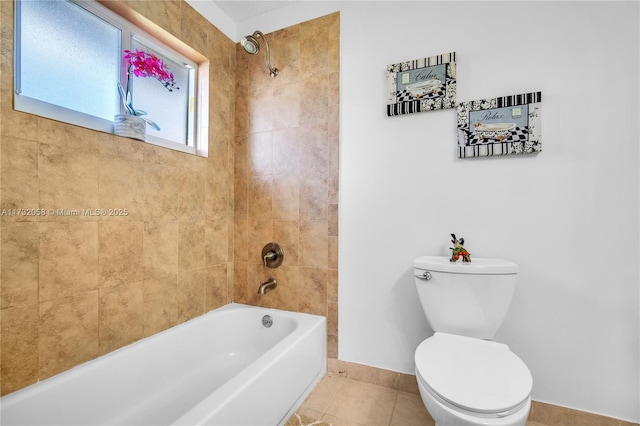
top-left (258, 278), bottom-right (277, 295)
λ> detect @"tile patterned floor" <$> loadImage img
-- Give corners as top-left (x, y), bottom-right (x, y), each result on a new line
top-left (287, 373), bottom-right (549, 426)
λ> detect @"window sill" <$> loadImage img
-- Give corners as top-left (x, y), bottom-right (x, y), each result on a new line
top-left (16, 94), bottom-right (206, 158)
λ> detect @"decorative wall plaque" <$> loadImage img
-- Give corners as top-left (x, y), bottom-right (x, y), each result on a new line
top-left (457, 92), bottom-right (542, 158)
top-left (386, 52), bottom-right (456, 116)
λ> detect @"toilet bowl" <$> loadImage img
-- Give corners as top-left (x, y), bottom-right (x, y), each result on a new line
top-left (413, 256), bottom-right (533, 426)
top-left (415, 332), bottom-right (532, 426)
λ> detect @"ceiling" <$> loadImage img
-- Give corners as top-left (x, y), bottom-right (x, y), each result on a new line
top-left (212, 1), bottom-right (298, 23)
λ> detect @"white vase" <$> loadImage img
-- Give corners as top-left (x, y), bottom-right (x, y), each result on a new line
top-left (113, 114), bottom-right (146, 141)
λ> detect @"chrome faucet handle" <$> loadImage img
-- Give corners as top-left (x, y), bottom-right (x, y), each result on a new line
top-left (264, 250), bottom-right (276, 264)
top-left (261, 243), bottom-right (284, 268)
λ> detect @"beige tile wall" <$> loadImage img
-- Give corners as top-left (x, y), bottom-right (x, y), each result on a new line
top-left (0, 0), bottom-right (236, 395)
top-left (233, 13), bottom-right (340, 357)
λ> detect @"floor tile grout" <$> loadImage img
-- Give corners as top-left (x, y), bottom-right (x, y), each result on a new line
top-left (289, 373), bottom-right (553, 426)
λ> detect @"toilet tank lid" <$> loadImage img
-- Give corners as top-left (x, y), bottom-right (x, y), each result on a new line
top-left (414, 256), bottom-right (518, 274)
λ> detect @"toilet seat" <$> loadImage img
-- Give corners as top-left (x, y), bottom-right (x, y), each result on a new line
top-left (415, 332), bottom-right (532, 416)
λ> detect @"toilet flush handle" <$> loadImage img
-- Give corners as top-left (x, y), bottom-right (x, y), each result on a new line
top-left (415, 271), bottom-right (432, 280)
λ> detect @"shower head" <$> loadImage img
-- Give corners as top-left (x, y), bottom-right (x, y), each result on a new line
top-left (241, 35), bottom-right (260, 55)
top-left (240, 30), bottom-right (278, 77)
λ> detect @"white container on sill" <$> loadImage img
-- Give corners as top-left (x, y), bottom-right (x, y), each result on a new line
top-left (113, 114), bottom-right (146, 141)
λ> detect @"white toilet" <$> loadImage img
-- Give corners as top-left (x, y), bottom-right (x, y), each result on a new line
top-left (413, 256), bottom-right (533, 426)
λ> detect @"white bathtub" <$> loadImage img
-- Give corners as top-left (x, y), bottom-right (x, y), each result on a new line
top-left (0, 303), bottom-right (327, 426)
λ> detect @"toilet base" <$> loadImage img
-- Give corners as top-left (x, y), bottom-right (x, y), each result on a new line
top-left (417, 372), bottom-right (531, 426)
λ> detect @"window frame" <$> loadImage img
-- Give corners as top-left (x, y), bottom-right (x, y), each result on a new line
top-left (127, 34), bottom-right (198, 152)
top-left (14, 0), bottom-right (207, 157)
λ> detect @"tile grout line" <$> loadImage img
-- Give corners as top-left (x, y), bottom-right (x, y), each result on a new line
top-left (387, 388), bottom-right (401, 426)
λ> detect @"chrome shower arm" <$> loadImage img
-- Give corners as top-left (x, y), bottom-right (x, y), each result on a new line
top-left (252, 31), bottom-right (279, 78)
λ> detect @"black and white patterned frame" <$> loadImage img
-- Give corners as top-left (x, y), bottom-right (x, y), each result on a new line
top-left (386, 52), bottom-right (456, 117)
top-left (457, 92), bottom-right (542, 159)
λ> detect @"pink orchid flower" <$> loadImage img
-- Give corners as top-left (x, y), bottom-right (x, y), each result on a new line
top-left (117, 49), bottom-right (179, 130)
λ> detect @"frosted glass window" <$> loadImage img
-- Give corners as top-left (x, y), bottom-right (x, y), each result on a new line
top-left (130, 39), bottom-right (194, 145)
top-left (14, 0), bottom-right (202, 154)
top-left (17, 0), bottom-right (121, 121)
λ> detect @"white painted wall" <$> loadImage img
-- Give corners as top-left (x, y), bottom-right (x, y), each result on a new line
top-left (197, 1), bottom-right (640, 422)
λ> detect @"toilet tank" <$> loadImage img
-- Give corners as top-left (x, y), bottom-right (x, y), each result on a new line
top-left (414, 256), bottom-right (519, 339)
